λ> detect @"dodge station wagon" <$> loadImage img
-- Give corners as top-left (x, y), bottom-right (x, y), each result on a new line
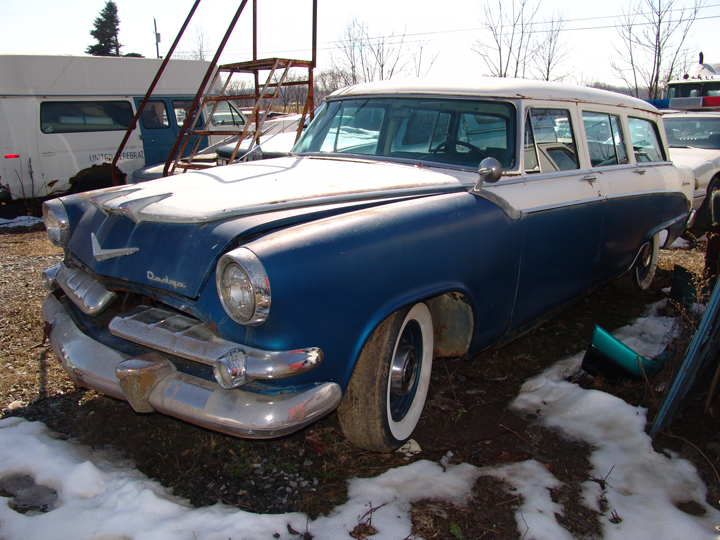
top-left (41, 78), bottom-right (693, 452)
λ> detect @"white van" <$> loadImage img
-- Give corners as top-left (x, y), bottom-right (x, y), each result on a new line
top-left (0, 55), bottom-right (246, 201)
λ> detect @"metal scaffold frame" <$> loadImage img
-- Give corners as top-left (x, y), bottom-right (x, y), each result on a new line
top-left (112, 0), bottom-right (317, 183)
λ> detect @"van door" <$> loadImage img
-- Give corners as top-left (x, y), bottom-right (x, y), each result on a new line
top-left (134, 98), bottom-right (208, 166)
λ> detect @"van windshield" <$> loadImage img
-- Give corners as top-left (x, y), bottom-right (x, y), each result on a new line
top-left (293, 98), bottom-right (517, 170)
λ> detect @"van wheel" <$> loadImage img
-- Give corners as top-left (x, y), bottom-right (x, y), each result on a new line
top-left (338, 303), bottom-right (434, 452)
top-left (634, 232), bottom-right (660, 291)
top-left (71, 174), bottom-right (113, 194)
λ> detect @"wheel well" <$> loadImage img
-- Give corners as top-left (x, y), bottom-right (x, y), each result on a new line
top-left (426, 292), bottom-right (474, 359)
top-left (69, 163), bottom-right (126, 192)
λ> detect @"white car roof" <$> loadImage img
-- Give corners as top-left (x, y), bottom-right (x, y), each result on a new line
top-left (330, 77), bottom-right (658, 114)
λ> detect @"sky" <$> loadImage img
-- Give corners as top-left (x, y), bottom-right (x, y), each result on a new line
top-left (1, 297), bottom-right (720, 539)
top-left (0, 0), bottom-right (719, 88)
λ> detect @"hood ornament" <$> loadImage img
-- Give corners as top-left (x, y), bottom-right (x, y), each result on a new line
top-left (91, 233), bottom-right (139, 261)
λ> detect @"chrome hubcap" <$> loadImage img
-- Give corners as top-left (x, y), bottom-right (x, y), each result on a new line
top-left (390, 345), bottom-right (418, 396)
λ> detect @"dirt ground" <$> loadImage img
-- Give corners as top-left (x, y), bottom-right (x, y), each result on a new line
top-left (1, 227), bottom-right (719, 539)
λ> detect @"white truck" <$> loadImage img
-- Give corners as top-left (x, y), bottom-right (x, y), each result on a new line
top-left (0, 55), bottom-right (246, 201)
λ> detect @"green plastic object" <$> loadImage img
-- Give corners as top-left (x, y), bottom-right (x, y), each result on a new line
top-left (581, 325), bottom-right (665, 381)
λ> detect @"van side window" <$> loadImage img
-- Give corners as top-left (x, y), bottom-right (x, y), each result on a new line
top-left (526, 108), bottom-right (578, 172)
top-left (628, 117), bottom-right (666, 162)
top-left (40, 101), bottom-right (133, 134)
top-left (582, 111), bottom-right (629, 167)
top-left (172, 100), bottom-right (203, 128)
top-left (141, 101), bottom-right (170, 129)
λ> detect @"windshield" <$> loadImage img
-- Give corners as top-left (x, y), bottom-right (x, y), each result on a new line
top-left (665, 117), bottom-right (720, 149)
top-left (292, 97), bottom-right (517, 170)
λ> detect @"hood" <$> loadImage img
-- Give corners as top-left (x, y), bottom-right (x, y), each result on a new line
top-left (91, 156), bottom-right (468, 224)
top-left (68, 157), bottom-right (470, 298)
top-left (669, 146), bottom-right (720, 168)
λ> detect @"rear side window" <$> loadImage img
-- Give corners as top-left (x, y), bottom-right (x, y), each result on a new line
top-left (526, 108), bottom-right (578, 173)
top-left (40, 101), bottom-right (133, 134)
top-left (582, 111), bottom-right (628, 167)
top-left (628, 117), bottom-right (665, 162)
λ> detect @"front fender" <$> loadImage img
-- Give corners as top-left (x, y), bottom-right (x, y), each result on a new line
top-left (195, 191), bottom-right (521, 390)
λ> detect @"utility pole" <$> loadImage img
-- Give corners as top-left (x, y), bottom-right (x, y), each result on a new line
top-left (154, 18), bottom-right (161, 58)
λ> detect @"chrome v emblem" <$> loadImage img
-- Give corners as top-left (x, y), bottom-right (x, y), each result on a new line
top-left (91, 233), bottom-right (139, 261)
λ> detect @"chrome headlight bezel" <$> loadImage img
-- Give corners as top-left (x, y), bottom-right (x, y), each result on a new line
top-left (42, 199), bottom-right (70, 247)
top-left (216, 247), bottom-right (271, 326)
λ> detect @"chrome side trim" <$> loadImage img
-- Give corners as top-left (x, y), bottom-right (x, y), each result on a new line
top-left (109, 306), bottom-right (323, 384)
top-left (56, 262), bottom-right (117, 316)
top-left (42, 294), bottom-right (342, 439)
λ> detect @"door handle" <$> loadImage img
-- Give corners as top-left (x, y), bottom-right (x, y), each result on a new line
top-left (635, 168), bottom-right (647, 175)
top-left (582, 175), bottom-right (597, 185)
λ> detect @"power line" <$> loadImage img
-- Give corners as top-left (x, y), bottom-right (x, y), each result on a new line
top-left (177, 4), bottom-right (720, 63)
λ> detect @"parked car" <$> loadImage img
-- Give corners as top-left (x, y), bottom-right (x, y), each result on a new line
top-left (664, 111), bottom-right (720, 229)
top-left (41, 78), bottom-right (693, 452)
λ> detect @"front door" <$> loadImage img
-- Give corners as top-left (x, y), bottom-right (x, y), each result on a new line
top-left (493, 106), bottom-right (605, 339)
top-left (134, 98), bottom-right (208, 166)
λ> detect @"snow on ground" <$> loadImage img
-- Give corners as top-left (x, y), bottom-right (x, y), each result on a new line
top-left (0, 216), bottom-right (43, 228)
top-left (1, 301), bottom-right (719, 540)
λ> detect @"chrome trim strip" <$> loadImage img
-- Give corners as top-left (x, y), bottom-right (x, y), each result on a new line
top-left (56, 262), bottom-right (117, 316)
top-left (42, 294), bottom-right (341, 439)
top-left (108, 305), bottom-right (323, 384)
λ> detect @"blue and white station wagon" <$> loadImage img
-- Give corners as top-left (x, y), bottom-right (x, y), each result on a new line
top-left (41, 78), bottom-right (693, 452)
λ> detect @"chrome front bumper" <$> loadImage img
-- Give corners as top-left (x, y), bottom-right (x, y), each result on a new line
top-left (42, 294), bottom-right (342, 438)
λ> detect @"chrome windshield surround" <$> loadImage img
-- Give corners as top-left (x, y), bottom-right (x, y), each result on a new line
top-left (109, 305), bottom-right (323, 388)
top-left (56, 261), bottom-right (117, 316)
top-left (216, 247), bottom-right (271, 326)
top-left (42, 199), bottom-right (70, 247)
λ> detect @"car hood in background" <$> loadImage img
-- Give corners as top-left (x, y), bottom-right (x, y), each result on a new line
top-left (91, 156), bottom-right (470, 224)
top-left (669, 146), bottom-right (720, 171)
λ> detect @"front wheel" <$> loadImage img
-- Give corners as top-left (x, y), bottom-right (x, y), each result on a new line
top-left (337, 303), bottom-right (434, 452)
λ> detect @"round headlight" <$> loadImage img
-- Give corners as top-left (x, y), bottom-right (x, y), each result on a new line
top-left (216, 248), bottom-right (270, 325)
top-left (42, 200), bottom-right (70, 247)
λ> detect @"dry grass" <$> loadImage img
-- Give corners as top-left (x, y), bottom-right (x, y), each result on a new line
top-left (0, 231), bottom-right (66, 410)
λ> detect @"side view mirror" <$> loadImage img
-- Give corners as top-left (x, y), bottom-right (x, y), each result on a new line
top-left (472, 157), bottom-right (502, 193)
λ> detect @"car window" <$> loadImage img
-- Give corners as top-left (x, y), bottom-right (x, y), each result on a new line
top-left (210, 101), bottom-right (246, 127)
top-left (628, 117), bottom-right (665, 162)
top-left (526, 108), bottom-right (578, 172)
top-left (140, 101), bottom-right (170, 130)
top-left (665, 117), bottom-right (720, 149)
top-left (40, 100), bottom-right (134, 134)
top-left (294, 97), bottom-right (517, 170)
top-left (582, 111), bottom-right (629, 167)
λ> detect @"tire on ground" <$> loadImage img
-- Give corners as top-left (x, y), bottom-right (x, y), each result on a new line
top-left (338, 303), bottom-right (434, 452)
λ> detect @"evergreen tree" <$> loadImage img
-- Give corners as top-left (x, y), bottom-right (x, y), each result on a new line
top-left (86, 1), bottom-right (122, 56)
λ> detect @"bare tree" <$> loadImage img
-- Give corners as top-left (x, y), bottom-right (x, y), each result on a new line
top-left (190, 24), bottom-right (213, 61)
top-left (471, 0), bottom-right (540, 78)
top-left (412, 40), bottom-right (439, 78)
top-left (330, 17), bottom-right (412, 86)
top-left (610, 0), bottom-right (705, 99)
top-left (532, 13), bottom-right (570, 81)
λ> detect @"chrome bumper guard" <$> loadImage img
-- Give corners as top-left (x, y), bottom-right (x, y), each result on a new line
top-left (43, 262), bottom-right (117, 316)
top-left (42, 294), bottom-right (342, 438)
top-left (109, 306), bottom-right (323, 389)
